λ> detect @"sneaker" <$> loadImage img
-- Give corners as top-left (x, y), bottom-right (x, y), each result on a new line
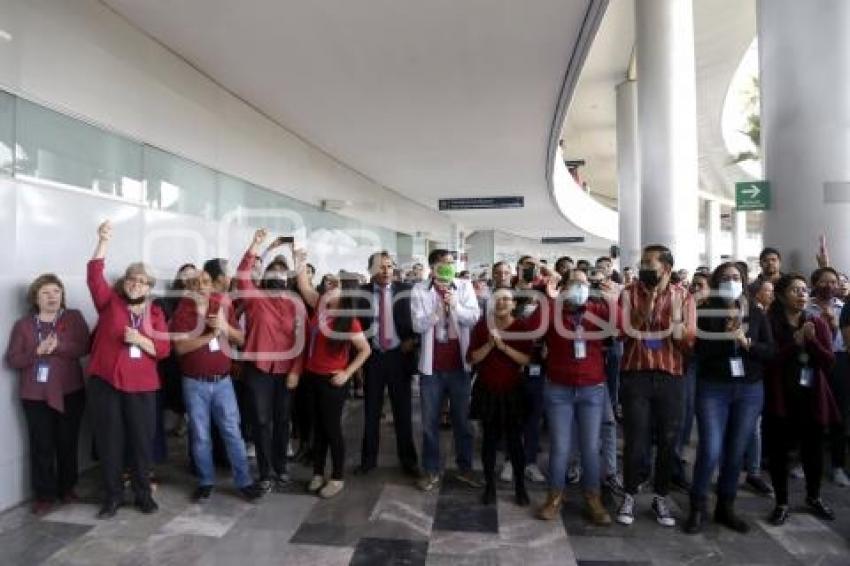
top-left (525, 463), bottom-right (546, 484)
top-left (135, 495), bottom-right (159, 514)
top-left (319, 480), bottom-right (344, 499)
top-left (96, 499), bottom-right (121, 520)
top-left (192, 485), bottom-right (213, 502)
top-left (745, 473), bottom-right (774, 496)
top-left (616, 494), bottom-right (635, 525)
top-left (454, 469), bottom-right (483, 488)
top-left (789, 463), bottom-right (804, 479)
top-left (307, 475), bottom-right (325, 493)
top-left (499, 462), bottom-right (513, 483)
top-left (286, 440), bottom-right (295, 459)
top-left (258, 479), bottom-right (273, 494)
top-left (651, 495), bottom-right (675, 527)
top-left (417, 473), bottom-right (441, 492)
top-left (768, 504), bottom-right (790, 526)
top-left (805, 496), bottom-right (836, 521)
top-left (832, 468), bottom-right (850, 487)
top-left (274, 472), bottom-right (292, 491)
top-left (239, 483), bottom-right (263, 502)
top-left (245, 442), bottom-right (257, 459)
top-left (603, 474), bottom-right (625, 498)
top-left (566, 463), bottom-right (581, 485)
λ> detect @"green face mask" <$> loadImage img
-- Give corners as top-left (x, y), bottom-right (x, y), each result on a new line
top-left (435, 263), bottom-right (456, 282)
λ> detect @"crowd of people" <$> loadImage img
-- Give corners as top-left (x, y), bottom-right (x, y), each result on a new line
top-left (5, 220), bottom-right (849, 536)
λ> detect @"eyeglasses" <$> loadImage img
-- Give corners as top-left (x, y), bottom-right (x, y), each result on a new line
top-left (789, 287), bottom-right (809, 296)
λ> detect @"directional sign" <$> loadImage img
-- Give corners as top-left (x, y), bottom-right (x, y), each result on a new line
top-left (541, 236), bottom-right (585, 244)
top-left (438, 197), bottom-right (524, 211)
top-left (735, 181), bottom-right (771, 211)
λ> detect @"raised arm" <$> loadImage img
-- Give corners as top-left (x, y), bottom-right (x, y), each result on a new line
top-left (87, 220), bottom-right (113, 312)
top-left (293, 248), bottom-right (320, 309)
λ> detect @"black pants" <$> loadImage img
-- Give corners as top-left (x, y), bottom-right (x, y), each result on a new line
top-left (88, 377), bottom-right (156, 503)
top-left (765, 413), bottom-right (824, 505)
top-left (244, 364), bottom-right (291, 480)
top-left (361, 349), bottom-right (418, 470)
top-left (829, 352), bottom-right (849, 469)
top-left (621, 371), bottom-right (683, 496)
top-left (481, 418), bottom-right (525, 491)
top-left (21, 390), bottom-right (85, 501)
top-left (305, 372), bottom-right (347, 480)
top-left (294, 377), bottom-right (313, 451)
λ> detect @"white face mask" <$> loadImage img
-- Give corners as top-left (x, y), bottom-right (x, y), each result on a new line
top-left (718, 280), bottom-right (743, 301)
top-left (566, 283), bottom-right (589, 306)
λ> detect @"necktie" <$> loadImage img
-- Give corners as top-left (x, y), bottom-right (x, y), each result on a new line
top-left (379, 287), bottom-right (391, 350)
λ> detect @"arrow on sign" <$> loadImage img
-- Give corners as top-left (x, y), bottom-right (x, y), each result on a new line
top-left (743, 184), bottom-right (761, 199)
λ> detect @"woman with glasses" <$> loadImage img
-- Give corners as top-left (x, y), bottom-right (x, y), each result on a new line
top-left (86, 220), bottom-right (171, 519)
top-left (684, 262), bottom-right (774, 534)
top-left (764, 274), bottom-right (839, 525)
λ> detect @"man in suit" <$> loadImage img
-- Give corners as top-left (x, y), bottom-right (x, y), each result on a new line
top-left (355, 251), bottom-right (419, 476)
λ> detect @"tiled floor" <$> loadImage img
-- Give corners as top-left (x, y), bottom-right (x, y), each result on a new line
top-left (2, 390), bottom-right (849, 566)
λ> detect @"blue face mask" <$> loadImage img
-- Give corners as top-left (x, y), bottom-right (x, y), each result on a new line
top-left (566, 283), bottom-right (589, 306)
top-left (718, 280), bottom-right (743, 302)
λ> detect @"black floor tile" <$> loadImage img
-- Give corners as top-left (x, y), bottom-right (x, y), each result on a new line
top-left (349, 537), bottom-right (428, 566)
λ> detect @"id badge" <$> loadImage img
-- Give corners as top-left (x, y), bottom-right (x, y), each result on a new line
top-left (208, 337), bottom-right (221, 352)
top-left (729, 357), bottom-right (745, 378)
top-left (435, 325), bottom-right (448, 343)
top-left (645, 338), bottom-right (663, 351)
top-left (528, 364), bottom-right (542, 377)
top-left (36, 362), bottom-right (49, 383)
top-left (799, 367), bottom-right (814, 388)
top-left (129, 345), bottom-right (142, 359)
top-left (574, 340), bottom-right (587, 360)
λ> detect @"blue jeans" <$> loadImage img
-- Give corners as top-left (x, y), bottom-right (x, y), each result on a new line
top-left (183, 376), bottom-right (252, 488)
top-left (568, 385), bottom-right (617, 477)
top-left (546, 382), bottom-right (606, 491)
top-left (743, 416), bottom-right (762, 475)
top-left (691, 380), bottom-right (764, 500)
top-left (420, 370), bottom-right (473, 475)
top-left (605, 342), bottom-right (622, 408)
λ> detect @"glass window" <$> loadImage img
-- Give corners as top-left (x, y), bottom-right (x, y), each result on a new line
top-left (14, 98), bottom-right (143, 198)
top-left (217, 173), bottom-right (313, 234)
top-left (0, 90), bottom-right (12, 176)
top-left (143, 145), bottom-right (216, 219)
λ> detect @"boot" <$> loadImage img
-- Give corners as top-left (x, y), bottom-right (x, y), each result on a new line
top-left (684, 495), bottom-right (707, 535)
top-left (714, 495), bottom-right (749, 533)
top-left (536, 490), bottom-right (564, 520)
top-left (514, 476), bottom-right (530, 507)
top-left (584, 491), bottom-right (612, 526)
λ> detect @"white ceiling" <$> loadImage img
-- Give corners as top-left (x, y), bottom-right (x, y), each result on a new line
top-left (102, 0), bottom-right (600, 240)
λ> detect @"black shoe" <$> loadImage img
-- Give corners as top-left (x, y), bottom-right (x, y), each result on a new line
top-left (274, 473), bottom-right (291, 491)
top-left (684, 508), bottom-right (705, 534)
top-left (481, 484), bottom-right (496, 505)
top-left (402, 464), bottom-right (421, 478)
top-left (515, 484), bottom-right (530, 507)
top-left (805, 497), bottom-right (835, 521)
top-left (192, 485), bottom-right (213, 503)
top-left (135, 495), bottom-right (158, 514)
top-left (258, 479), bottom-right (273, 494)
top-left (354, 465), bottom-right (375, 476)
top-left (714, 498), bottom-right (749, 533)
top-left (240, 483), bottom-right (264, 502)
top-left (768, 504), bottom-right (790, 526)
top-left (671, 476), bottom-right (692, 493)
top-left (96, 500), bottom-right (121, 520)
top-left (745, 474), bottom-right (774, 497)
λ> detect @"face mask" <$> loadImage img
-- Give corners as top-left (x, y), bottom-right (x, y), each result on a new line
top-left (125, 295), bottom-right (146, 305)
top-left (638, 269), bottom-right (660, 288)
top-left (435, 263), bottom-right (456, 282)
top-left (566, 284), bottom-right (589, 306)
top-left (264, 275), bottom-right (288, 290)
top-left (718, 280), bottom-right (743, 302)
top-left (813, 286), bottom-right (835, 301)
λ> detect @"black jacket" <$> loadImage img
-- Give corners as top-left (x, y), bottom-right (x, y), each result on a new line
top-left (694, 298), bottom-right (775, 383)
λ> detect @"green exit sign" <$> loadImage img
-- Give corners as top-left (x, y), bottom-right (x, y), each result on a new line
top-left (735, 181), bottom-right (771, 211)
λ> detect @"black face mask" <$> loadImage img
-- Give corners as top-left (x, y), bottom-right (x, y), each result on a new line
top-left (264, 278), bottom-right (287, 291)
top-left (125, 295), bottom-right (147, 305)
top-left (638, 269), bottom-right (660, 288)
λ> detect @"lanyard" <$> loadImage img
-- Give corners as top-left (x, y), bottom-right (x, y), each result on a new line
top-left (129, 310), bottom-right (143, 330)
top-left (35, 309), bottom-right (63, 343)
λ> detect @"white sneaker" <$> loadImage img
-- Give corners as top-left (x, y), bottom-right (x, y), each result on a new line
top-left (616, 493), bottom-right (635, 525)
top-left (499, 462), bottom-right (513, 483)
top-left (790, 463), bottom-right (804, 479)
top-left (307, 475), bottom-right (325, 493)
top-left (832, 468), bottom-right (850, 487)
top-left (245, 442), bottom-right (257, 459)
top-left (651, 495), bottom-right (676, 527)
top-left (319, 480), bottom-right (344, 499)
top-left (287, 440), bottom-right (295, 458)
top-left (524, 463), bottom-right (546, 484)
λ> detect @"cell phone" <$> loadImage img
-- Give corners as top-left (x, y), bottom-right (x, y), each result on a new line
top-left (521, 266), bottom-right (537, 283)
top-left (276, 236), bottom-right (295, 246)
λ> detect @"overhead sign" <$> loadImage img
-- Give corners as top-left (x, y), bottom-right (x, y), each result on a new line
top-left (735, 181), bottom-right (771, 211)
top-left (438, 197), bottom-right (524, 211)
top-left (541, 236), bottom-right (585, 244)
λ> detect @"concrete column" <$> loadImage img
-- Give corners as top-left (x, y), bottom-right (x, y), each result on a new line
top-left (635, 0), bottom-right (699, 269)
top-left (616, 79), bottom-right (641, 270)
top-left (704, 199), bottom-right (721, 269)
top-left (732, 210), bottom-right (747, 262)
top-left (759, 0), bottom-right (850, 272)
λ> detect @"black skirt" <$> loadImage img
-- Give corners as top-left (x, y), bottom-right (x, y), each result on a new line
top-left (469, 378), bottom-right (527, 428)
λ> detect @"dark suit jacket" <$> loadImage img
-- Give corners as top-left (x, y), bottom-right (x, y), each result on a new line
top-left (356, 282), bottom-right (415, 344)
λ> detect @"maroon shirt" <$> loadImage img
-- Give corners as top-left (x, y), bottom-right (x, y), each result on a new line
top-left (86, 259), bottom-right (171, 392)
top-left (5, 309), bottom-right (90, 412)
top-left (468, 318), bottom-right (533, 392)
top-left (170, 295), bottom-right (238, 377)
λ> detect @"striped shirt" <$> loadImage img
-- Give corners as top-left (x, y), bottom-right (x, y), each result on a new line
top-left (620, 281), bottom-right (696, 377)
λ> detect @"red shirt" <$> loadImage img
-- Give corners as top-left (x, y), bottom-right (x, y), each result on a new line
top-left (86, 259), bottom-right (171, 392)
top-left (305, 306), bottom-right (363, 375)
top-left (468, 318), bottom-right (533, 392)
top-left (433, 339), bottom-right (463, 372)
top-left (544, 298), bottom-right (618, 387)
top-left (5, 309), bottom-right (90, 412)
top-left (235, 251), bottom-right (305, 376)
top-left (620, 282), bottom-right (696, 377)
top-left (170, 295), bottom-right (238, 377)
